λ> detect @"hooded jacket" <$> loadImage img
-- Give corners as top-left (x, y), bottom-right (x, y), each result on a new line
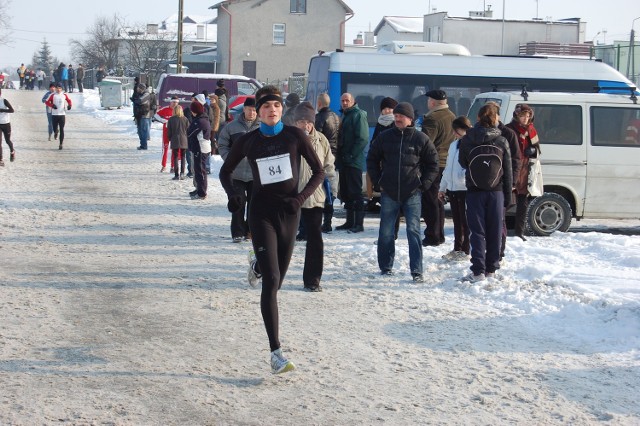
top-left (458, 124), bottom-right (513, 206)
top-left (315, 106), bottom-right (340, 155)
top-left (367, 126), bottom-right (439, 202)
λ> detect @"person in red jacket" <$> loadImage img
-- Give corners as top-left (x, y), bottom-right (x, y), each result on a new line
top-left (45, 83), bottom-right (72, 150)
top-left (153, 96), bottom-right (180, 172)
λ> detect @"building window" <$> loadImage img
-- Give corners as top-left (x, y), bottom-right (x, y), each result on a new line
top-left (290, 0), bottom-right (306, 13)
top-left (273, 24), bottom-right (286, 45)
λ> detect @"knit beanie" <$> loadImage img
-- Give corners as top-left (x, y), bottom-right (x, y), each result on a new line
top-left (285, 93), bottom-right (300, 108)
top-left (393, 102), bottom-right (415, 120)
top-left (293, 101), bottom-right (316, 123)
top-left (190, 100), bottom-right (204, 115)
top-left (380, 97), bottom-right (398, 111)
top-left (194, 94), bottom-right (206, 105)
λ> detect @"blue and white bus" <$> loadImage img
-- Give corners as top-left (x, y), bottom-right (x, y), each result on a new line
top-left (305, 44), bottom-right (636, 130)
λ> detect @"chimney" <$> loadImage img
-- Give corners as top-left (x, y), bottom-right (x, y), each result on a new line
top-left (353, 33), bottom-right (364, 45)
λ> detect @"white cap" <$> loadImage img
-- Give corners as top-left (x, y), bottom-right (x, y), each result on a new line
top-left (195, 94), bottom-right (206, 105)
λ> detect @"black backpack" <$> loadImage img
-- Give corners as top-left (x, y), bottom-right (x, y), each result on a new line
top-left (467, 142), bottom-right (504, 190)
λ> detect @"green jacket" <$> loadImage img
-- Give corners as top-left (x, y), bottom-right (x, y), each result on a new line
top-left (337, 104), bottom-right (369, 171)
top-left (422, 106), bottom-right (456, 168)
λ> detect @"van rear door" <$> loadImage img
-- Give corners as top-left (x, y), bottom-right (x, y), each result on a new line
top-left (585, 104), bottom-right (640, 218)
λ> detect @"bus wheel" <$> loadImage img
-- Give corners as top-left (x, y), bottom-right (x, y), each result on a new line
top-left (526, 193), bottom-right (572, 236)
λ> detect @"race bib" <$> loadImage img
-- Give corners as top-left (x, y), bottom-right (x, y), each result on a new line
top-left (256, 154), bottom-right (293, 185)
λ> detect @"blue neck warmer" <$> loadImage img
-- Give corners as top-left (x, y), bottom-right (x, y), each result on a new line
top-left (260, 121), bottom-right (284, 136)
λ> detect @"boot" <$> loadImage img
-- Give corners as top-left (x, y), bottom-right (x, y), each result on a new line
top-left (348, 210), bottom-right (365, 233)
top-left (321, 209), bottom-right (333, 233)
top-left (335, 209), bottom-right (354, 231)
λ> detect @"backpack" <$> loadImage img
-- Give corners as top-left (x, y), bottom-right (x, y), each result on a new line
top-left (467, 142), bottom-right (504, 191)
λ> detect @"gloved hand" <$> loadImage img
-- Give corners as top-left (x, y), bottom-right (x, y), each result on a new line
top-left (227, 195), bottom-right (243, 213)
top-left (51, 104), bottom-right (58, 109)
top-left (67, 105), bottom-right (71, 111)
top-left (524, 146), bottom-right (537, 158)
top-left (282, 197), bottom-right (301, 214)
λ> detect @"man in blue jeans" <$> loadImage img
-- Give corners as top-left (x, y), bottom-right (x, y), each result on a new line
top-left (134, 84), bottom-right (157, 150)
top-left (366, 102), bottom-right (439, 282)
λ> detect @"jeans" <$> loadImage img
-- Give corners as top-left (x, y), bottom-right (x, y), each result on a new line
top-left (138, 117), bottom-right (151, 149)
top-left (377, 191), bottom-right (423, 275)
top-left (47, 112), bottom-right (53, 136)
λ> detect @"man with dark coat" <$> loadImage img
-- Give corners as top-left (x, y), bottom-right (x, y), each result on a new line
top-left (367, 102), bottom-right (439, 282)
top-left (421, 89), bottom-right (456, 246)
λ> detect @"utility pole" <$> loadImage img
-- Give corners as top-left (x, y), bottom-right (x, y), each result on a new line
top-left (628, 17), bottom-right (639, 82)
top-left (501, 0), bottom-right (506, 54)
top-left (177, 0), bottom-right (184, 74)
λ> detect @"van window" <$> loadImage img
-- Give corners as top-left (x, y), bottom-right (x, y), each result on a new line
top-left (528, 104), bottom-right (583, 145)
top-left (591, 106), bottom-right (640, 147)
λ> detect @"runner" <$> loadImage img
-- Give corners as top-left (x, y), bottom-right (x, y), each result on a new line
top-left (45, 83), bottom-right (72, 150)
top-left (219, 85), bottom-right (325, 374)
top-left (0, 87), bottom-right (16, 166)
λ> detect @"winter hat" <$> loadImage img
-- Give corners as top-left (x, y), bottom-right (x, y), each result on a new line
top-left (201, 89), bottom-right (209, 98)
top-left (243, 97), bottom-right (256, 107)
top-left (285, 93), bottom-right (300, 108)
top-left (216, 79), bottom-right (225, 88)
top-left (293, 101), bottom-right (316, 123)
top-left (190, 100), bottom-right (204, 115)
top-left (138, 83), bottom-right (147, 91)
top-left (194, 94), bottom-right (206, 105)
top-left (425, 89), bottom-right (447, 101)
top-left (513, 103), bottom-right (534, 119)
top-left (214, 88), bottom-right (225, 97)
top-left (393, 102), bottom-right (415, 120)
top-left (380, 97), bottom-right (398, 111)
top-left (56, 82), bottom-right (63, 88)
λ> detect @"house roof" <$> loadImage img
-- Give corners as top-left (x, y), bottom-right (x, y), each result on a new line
top-left (209, 0), bottom-right (353, 14)
top-left (373, 16), bottom-right (424, 36)
top-left (118, 14), bottom-right (217, 43)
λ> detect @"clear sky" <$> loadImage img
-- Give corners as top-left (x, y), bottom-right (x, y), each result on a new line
top-left (1, 0), bottom-right (639, 68)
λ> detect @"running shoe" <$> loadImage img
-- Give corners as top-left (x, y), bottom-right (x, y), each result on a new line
top-left (10, 151), bottom-right (15, 162)
top-left (232, 236), bottom-right (243, 243)
top-left (270, 348), bottom-right (295, 374)
top-left (247, 250), bottom-right (261, 288)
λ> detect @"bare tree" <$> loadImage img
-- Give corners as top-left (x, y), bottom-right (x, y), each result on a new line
top-left (0, 0), bottom-right (12, 46)
top-left (70, 14), bottom-right (124, 70)
top-left (119, 23), bottom-right (178, 80)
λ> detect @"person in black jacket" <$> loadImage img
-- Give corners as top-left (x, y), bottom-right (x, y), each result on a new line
top-left (314, 93), bottom-right (340, 233)
top-left (458, 103), bottom-right (512, 282)
top-left (367, 102), bottom-right (439, 282)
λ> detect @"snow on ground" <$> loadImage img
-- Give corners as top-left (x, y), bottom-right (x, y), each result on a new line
top-left (0, 88), bottom-right (638, 424)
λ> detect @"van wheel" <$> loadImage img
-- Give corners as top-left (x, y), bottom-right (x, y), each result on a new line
top-left (526, 193), bottom-right (572, 236)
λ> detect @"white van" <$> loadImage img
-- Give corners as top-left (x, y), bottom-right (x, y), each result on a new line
top-left (468, 90), bottom-right (640, 235)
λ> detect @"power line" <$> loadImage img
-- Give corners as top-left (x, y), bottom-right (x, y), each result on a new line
top-left (10, 27), bottom-right (87, 35)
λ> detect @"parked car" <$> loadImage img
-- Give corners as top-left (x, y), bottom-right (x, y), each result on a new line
top-left (227, 95), bottom-right (255, 121)
top-left (155, 73), bottom-right (261, 108)
top-left (468, 89), bottom-right (640, 235)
